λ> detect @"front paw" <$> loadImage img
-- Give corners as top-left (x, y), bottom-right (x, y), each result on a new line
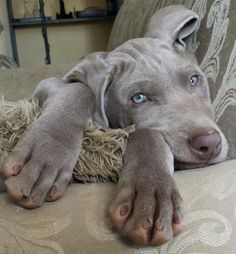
top-left (109, 174), bottom-right (184, 246)
top-left (1, 119), bottom-right (80, 208)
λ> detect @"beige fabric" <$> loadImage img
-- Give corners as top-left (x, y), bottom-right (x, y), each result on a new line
top-left (0, 159), bottom-right (236, 254)
top-left (108, 0), bottom-right (236, 159)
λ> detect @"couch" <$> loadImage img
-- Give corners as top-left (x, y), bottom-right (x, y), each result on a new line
top-left (0, 1), bottom-right (236, 253)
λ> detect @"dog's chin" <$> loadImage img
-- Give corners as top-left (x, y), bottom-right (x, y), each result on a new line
top-left (172, 148), bottom-right (221, 170)
top-left (174, 154), bottom-right (227, 170)
top-left (174, 159), bottom-right (208, 170)
top-left (172, 138), bottom-right (228, 170)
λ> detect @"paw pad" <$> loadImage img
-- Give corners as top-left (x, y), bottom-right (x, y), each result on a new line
top-left (120, 205), bottom-right (129, 216)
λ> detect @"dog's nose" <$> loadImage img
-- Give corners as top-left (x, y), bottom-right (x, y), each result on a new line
top-left (188, 128), bottom-right (222, 160)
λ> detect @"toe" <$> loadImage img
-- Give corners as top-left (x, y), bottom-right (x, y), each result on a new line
top-left (46, 167), bottom-right (72, 202)
top-left (120, 192), bottom-right (156, 246)
top-left (2, 154), bottom-right (24, 178)
top-left (172, 212), bottom-right (184, 236)
top-left (150, 226), bottom-right (173, 246)
top-left (5, 177), bottom-right (25, 201)
top-left (20, 166), bottom-right (58, 208)
top-left (171, 188), bottom-right (184, 236)
top-left (1, 164), bottom-right (22, 178)
top-left (109, 186), bottom-right (135, 230)
top-left (126, 226), bottom-right (151, 246)
top-left (109, 203), bottom-right (132, 229)
top-left (21, 194), bottom-right (44, 209)
top-left (5, 160), bottom-right (42, 203)
top-left (2, 142), bottom-right (32, 178)
top-left (150, 196), bottom-right (173, 246)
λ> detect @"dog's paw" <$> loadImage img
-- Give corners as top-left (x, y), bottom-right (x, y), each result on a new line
top-left (1, 118), bottom-right (80, 209)
top-left (109, 174), bottom-right (184, 246)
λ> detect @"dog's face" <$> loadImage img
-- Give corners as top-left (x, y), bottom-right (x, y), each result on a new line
top-left (65, 6), bottom-right (228, 169)
top-left (105, 39), bottom-right (228, 170)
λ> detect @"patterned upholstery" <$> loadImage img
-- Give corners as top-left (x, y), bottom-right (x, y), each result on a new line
top-left (0, 160), bottom-right (236, 254)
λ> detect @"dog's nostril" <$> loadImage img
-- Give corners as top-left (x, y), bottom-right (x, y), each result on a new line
top-left (199, 146), bottom-right (208, 153)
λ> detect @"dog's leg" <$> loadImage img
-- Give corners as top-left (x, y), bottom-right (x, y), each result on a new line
top-left (109, 128), bottom-right (184, 246)
top-left (0, 78), bottom-right (95, 208)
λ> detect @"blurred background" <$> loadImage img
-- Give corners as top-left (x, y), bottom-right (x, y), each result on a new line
top-left (0, 0), bottom-right (122, 67)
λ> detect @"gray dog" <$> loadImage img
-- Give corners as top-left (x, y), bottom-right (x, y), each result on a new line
top-left (0, 5), bottom-right (228, 246)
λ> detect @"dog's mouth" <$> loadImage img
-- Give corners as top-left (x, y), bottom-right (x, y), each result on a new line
top-left (172, 143), bottom-right (225, 170)
top-left (174, 159), bottom-right (209, 170)
top-left (161, 132), bottom-right (206, 168)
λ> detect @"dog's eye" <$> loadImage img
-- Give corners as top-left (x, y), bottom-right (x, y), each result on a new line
top-left (131, 93), bottom-right (147, 104)
top-left (190, 75), bottom-right (199, 86)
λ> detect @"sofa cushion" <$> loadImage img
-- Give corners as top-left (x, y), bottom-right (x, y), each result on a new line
top-left (0, 61), bottom-right (76, 101)
top-left (108, 0), bottom-right (236, 159)
top-left (0, 159), bottom-right (236, 254)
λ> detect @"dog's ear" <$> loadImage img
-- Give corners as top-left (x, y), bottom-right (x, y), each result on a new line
top-left (63, 52), bottom-right (112, 125)
top-left (145, 5), bottom-right (199, 49)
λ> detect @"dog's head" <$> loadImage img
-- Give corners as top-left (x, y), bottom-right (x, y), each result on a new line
top-left (65, 5), bottom-right (228, 169)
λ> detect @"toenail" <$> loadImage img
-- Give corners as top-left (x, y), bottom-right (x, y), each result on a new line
top-left (173, 214), bottom-right (181, 224)
top-left (143, 218), bottom-right (153, 228)
top-left (49, 185), bottom-right (57, 197)
top-left (22, 193), bottom-right (29, 199)
top-left (155, 221), bottom-right (164, 231)
top-left (22, 190), bottom-right (31, 198)
top-left (12, 165), bottom-right (21, 175)
top-left (120, 205), bottom-right (129, 216)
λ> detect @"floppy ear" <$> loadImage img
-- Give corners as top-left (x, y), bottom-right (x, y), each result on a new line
top-left (63, 52), bottom-right (112, 126)
top-left (145, 5), bottom-right (199, 49)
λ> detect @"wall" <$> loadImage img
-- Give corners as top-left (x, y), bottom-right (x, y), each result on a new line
top-left (0, 0), bottom-right (12, 58)
top-left (15, 21), bottom-right (113, 67)
top-left (12, 0), bottom-right (107, 18)
top-left (1, 0), bottom-right (114, 67)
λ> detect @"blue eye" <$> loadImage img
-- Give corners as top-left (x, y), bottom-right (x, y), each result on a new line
top-left (131, 93), bottom-right (147, 104)
top-left (190, 75), bottom-right (199, 86)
